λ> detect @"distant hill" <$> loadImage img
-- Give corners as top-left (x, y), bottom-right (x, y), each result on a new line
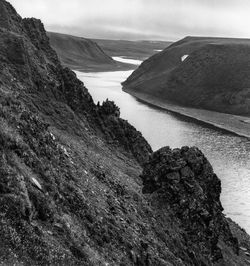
top-left (47, 32), bottom-right (134, 71)
top-left (93, 38), bottom-right (172, 60)
top-left (123, 36), bottom-right (250, 116)
top-left (48, 32), bottom-right (171, 71)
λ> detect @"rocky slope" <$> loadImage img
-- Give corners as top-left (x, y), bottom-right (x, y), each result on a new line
top-left (141, 147), bottom-right (239, 263)
top-left (0, 1), bottom-right (250, 265)
top-left (47, 32), bottom-right (135, 71)
top-left (123, 36), bottom-right (250, 116)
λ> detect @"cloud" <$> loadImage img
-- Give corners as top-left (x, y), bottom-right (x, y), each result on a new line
top-left (8, 0), bottom-right (250, 40)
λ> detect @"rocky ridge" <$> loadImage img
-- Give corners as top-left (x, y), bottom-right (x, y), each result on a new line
top-left (0, 1), bottom-right (250, 265)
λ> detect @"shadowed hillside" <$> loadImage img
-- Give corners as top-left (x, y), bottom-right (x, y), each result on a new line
top-left (47, 32), bottom-right (135, 71)
top-left (123, 36), bottom-right (250, 116)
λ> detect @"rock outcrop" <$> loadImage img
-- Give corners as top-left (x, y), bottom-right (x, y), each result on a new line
top-left (141, 146), bottom-right (239, 262)
top-left (96, 100), bottom-right (153, 165)
top-left (0, 0), bottom-right (150, 166)
top-left (123, 36), bottom-right (250, 116)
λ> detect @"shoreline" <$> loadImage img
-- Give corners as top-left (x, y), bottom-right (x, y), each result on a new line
top-left (123, 89), bottom-right (250, 140)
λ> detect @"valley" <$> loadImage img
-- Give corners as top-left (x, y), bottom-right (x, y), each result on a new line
top-left (0, 0), bottom-right (250, 264)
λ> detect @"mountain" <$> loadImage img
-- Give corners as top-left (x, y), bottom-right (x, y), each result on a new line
top-left (47, 32), bottom-right (134, 71)
top-left (123, 36), bottom-right (250, 116)
top-left (0, 1), bottom-right (250, 265)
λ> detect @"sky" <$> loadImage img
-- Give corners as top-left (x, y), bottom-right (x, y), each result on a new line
top-left (8, 0), bottom-right (250, 41)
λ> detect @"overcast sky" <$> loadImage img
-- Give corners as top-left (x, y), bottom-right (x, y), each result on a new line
top-left (8, 0), bottom-right (250, 41)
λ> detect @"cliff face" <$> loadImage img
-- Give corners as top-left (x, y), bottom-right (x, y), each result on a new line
top-left (123, 36), bottom-right (250, 116)
top-left (0, 1), bottom-right (250, 265)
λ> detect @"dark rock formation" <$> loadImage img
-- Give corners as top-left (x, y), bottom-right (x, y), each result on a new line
top-left (0, 0), bottom-right (23, 33)
top-left (61, 67), bottom-right (94, 111)
top-left (96, 100), bottom-right (152, 165)
top-left (123, 36), bottom-right (250, 116)
top-left (98, 99), bottom-right (121, 117)
top-left (0, 0), bottom-right (150, 165)
top-left (141, 146), bottom-right (239, 262)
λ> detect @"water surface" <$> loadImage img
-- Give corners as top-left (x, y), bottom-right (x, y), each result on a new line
top-left (112, 56), bottom-right (142, 65)
top-left (75, 60), bottom-right (250, 234)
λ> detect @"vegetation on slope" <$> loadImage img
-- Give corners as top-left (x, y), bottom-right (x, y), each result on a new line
top-left (123, 36), bottom-right (250, 116)
top-left (48, 32), bottom-right (136, 71)
top-left (93, 39), bottom-right (172, 60)
top-left (0, 1), bottom-right (250, 265)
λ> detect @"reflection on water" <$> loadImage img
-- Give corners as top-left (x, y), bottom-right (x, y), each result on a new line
top-left (75, 69), bottom-right (250, 234)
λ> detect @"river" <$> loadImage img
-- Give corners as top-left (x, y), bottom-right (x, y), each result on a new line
top-left (75, 57), bottom-right (250, 234)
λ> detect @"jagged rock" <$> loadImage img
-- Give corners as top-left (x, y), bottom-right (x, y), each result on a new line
top-left (99, 99), bottom-right (120, 117)
top-left (97, 100), bottom-right (152, 165)
top-left (0, 0), bottom-right (149, 165)
top-left (61, 67), bottom-right (94, 111)
top-left (0, 0), bottom-right (23, 33)
top-left (141, 146), bottom-right (239, 262)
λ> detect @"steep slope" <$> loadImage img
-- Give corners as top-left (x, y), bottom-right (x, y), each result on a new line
top-left (141, 146), bottom-right (240, 263)
top-left (0, 1), bottom-right (250, 265)
top-left (47, 32), bottom-right (135, 71)
top-left (123, 36), bottom-right (250, 116)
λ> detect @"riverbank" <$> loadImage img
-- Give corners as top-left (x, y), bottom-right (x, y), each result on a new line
top-left (77, 63), bottom-right (250, 236)
top-left (123, 89), bottom-right (250, 140)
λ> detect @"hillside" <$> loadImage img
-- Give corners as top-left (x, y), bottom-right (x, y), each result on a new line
top-left (1, 1), bottom-right (250, 265)
top-left (123, 36), bottom-right (250, 116)
top-left (93, 38), bottom-right (172, 60)
top-left (47, 32), bottom-right (134, 71)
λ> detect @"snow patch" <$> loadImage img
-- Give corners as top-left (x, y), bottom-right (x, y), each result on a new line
top-left (181, 55), bottom-right (189, 62)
